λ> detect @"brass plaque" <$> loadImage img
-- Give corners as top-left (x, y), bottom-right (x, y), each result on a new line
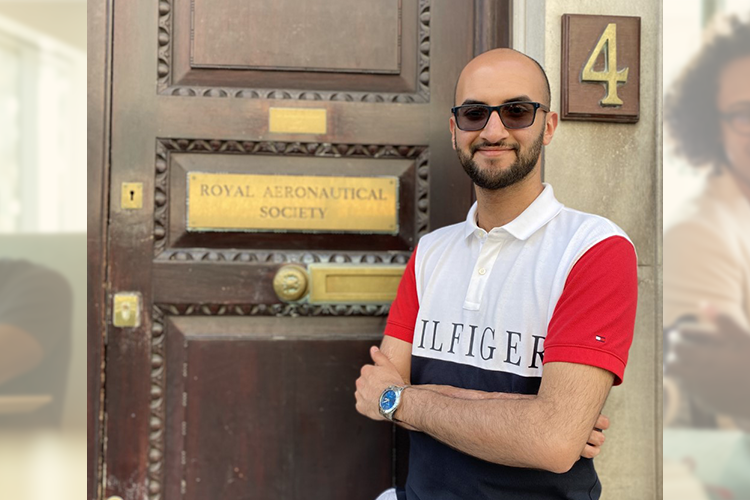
top-left (269, 108), bottom-right (327, 134)
top-left (187, 173), bottom-right (399, 233)
top-left (308, 264), bottom-right (406, 304)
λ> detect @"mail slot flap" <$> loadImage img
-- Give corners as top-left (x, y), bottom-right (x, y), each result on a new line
top-left (308, 264), bottom-right (406, 304)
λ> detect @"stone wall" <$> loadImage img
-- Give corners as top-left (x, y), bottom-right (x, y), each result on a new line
top-left (516, 1), bottom-right (662, 498)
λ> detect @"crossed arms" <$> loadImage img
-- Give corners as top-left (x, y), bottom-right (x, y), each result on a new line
top-left (355, 335), bottom-right (613, 474)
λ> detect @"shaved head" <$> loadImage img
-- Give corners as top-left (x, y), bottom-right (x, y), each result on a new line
top-left (449, 48), bottom-right (558, 193)
top-left (453, 48), bottom-right (551, 107)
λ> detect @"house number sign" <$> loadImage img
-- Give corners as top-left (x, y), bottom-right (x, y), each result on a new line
top-left (561, 14), bottom-right (641, 123)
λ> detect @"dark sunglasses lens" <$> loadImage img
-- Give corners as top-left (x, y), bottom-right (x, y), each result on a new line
top-left (500, 103), bottom-right (535, 129)
top-left (457, 106), bottom-right (490, 130)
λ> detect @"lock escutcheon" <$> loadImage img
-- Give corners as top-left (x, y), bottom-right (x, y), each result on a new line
top-left (121, 182), bottom-right (143, 209)
top-left (113, 292), bottom-right (141, 327)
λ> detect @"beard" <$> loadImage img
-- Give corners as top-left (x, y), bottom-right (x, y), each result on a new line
top-left (455, 129), bottom-right (545, 190)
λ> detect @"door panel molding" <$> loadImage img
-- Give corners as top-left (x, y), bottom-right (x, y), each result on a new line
top-left (152, 259), bottom-right (410, 307)
top-left (153, 139), bottom-right (430, 256)
top-left (155, 301), bottom-right (393, 318)
top-left (148, 311), bottom-right (392, 500)
top-left (156, 0), bottom-right (431, 103)
top-left (190, 1), bottom-right (401, 73)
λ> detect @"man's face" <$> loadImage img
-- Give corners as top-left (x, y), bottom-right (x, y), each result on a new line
top-left (453, 123), bottom-right (545, 191)
top-left (450, 54), bottom-right (557, 190)
top-left (718, 56), bottom-right (750, 179)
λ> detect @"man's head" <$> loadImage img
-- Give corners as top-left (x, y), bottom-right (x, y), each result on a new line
top-left (666, 15), bottom-right (750, 176)
top-left (450, 48), bottom-right (558, 191)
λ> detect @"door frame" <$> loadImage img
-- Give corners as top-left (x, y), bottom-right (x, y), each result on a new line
top-left (87, 0), bottom-right (113, 499)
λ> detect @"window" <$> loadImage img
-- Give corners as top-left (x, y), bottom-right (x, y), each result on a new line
top-left (0, 15), bottom-right (85, 233)
top-left (0, 35), bottom-right (21, 232)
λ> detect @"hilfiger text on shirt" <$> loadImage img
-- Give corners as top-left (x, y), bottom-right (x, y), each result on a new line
top-left (414, 318), bottom-right (545, 370)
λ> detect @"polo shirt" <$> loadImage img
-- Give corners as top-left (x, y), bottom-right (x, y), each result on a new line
top-left (384, 184), bottom-right (638, 500)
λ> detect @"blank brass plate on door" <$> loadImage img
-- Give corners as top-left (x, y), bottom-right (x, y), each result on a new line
top-left (308, 264), bottom-right (406, 304)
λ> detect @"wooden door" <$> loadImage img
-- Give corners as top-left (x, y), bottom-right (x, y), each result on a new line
top-left (100, 1), bottom-right (510, 499)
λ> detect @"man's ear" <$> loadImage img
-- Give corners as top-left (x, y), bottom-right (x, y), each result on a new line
top-left (542, 111), bottom-right (559, 146)
top-left (449, 116), bottom-right (457, 151)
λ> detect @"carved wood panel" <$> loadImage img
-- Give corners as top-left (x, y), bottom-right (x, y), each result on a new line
top-left (149, 311), bottom-right (394, 500)
top-left (157, 0), bottom-right (431, 102)
top-left (153, 139), bottom-right (430, 257)
top-left (190, 0), bottom-right (402, 73)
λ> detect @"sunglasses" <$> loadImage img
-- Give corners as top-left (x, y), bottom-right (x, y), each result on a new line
top-left (451, 102), bottom-right (550, 131)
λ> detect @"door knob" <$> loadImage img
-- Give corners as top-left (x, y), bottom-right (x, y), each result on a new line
top-left (273, 265), bottom-right (308, 302)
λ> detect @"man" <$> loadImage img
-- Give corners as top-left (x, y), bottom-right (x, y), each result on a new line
top-left (355, 49), bottom-right (638, 499)
top-left (0, 259), bottom-right (72, 427)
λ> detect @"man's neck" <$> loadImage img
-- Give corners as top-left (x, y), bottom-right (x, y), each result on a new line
top-left (474, 172), bottom-right (544, 231)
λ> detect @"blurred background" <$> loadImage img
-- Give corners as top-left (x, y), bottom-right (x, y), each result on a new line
top-left (664, 0), bottom-right (750, 499)
top-left (664, 0), bottom-right (749, 228)
top-left (0, 0), bottom-right (85, 499)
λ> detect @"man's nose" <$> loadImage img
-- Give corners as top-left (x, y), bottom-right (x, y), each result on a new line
top-left (479, 110), bottom-right (510, 143)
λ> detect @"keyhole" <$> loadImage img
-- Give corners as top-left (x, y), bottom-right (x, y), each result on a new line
top-left (130, 190), bottom-right (135, 201)
top-left (121, 303), bottom-right (131, 321)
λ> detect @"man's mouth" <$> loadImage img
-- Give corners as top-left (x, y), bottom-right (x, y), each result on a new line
top-left (472, 145), bottom-right (517, 158)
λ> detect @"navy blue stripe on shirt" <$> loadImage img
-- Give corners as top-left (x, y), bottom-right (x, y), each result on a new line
top-left (411, 354), bottom-right (542, 395)
top-left (406, 356), bottom-right (601, 500)
top-left (406, 431), bottom-right (601, 500)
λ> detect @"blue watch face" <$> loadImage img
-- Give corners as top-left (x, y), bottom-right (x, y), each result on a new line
top-left (380, 389), bottom-right (397, 411)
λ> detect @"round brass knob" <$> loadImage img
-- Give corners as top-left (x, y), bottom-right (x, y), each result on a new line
top-left (273, 265), bottom-right (309, 302)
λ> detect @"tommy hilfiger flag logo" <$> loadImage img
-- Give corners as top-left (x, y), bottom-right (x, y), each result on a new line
top-left (595, 335), bottom-right (606, 343)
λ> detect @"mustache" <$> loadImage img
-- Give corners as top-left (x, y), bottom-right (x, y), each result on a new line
top-left (470, 141), bottom-right (519, 155)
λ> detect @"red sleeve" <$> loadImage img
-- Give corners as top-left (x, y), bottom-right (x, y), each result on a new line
top-left (543, 236), bottom-right (637, 385)
top-left (383, 247), bottom-right (419, 343)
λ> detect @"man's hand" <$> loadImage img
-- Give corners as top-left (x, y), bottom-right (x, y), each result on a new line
top-left (666, 313), bottom-right (750, 419)
top-left (355, 346), bottom-right (407, 421)
top-left (582, 414), bottom-right (609, 459)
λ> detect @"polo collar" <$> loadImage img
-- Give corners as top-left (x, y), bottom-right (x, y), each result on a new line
top-left (463, 183), bottom-right (564, 241)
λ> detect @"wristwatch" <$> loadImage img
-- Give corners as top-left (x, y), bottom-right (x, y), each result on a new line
top-left (378, 385), bottom-right (408, 421)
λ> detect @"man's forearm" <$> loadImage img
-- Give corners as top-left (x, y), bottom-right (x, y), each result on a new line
top-left (418, 384), bottom-right (535, 401)
top-left (358, 348), bottom-right (611, 470)
top-left (395, 385), bottom-right (533, 432)
top-left (396, 385), bottom-right (578, 473)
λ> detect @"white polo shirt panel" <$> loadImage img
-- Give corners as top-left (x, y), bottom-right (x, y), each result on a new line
top-left (412, 183), bottom-right (632, 381)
